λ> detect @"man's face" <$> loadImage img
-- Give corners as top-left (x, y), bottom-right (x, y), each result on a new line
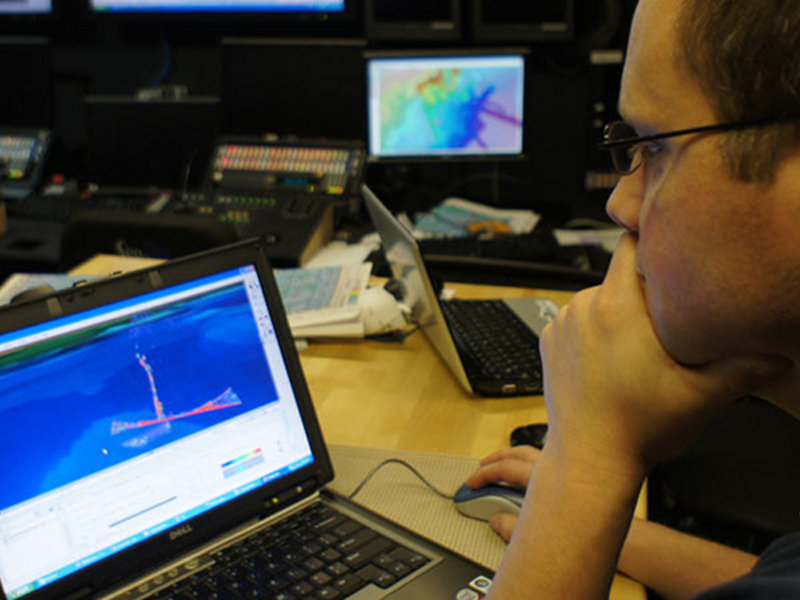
top-left (605, 0), bottom-right (800, 365)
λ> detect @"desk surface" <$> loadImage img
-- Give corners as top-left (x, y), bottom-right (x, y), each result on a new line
top-left (300, 282), bottom-right (574, 459)
top-left (72, 255), bottom-right (644, 599)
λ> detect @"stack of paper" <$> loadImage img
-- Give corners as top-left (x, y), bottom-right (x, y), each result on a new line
top-left (274, 262), bottom-right (373, 338)
top-left (413, 197), bottom-right (540, 238)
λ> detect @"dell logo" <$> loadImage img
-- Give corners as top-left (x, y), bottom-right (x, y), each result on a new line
top-left (169, 525), bottom-right (194, 541)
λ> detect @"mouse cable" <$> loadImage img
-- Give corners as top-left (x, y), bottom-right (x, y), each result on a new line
top-left (347, 458), bottom-right (454, 501)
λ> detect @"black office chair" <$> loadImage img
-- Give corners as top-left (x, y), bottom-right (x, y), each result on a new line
top-left (649, 396), bottom-right (800, 553)
top-left (59, 210), bottom-right (240, 271)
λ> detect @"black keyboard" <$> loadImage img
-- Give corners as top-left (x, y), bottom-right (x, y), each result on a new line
top-left (418, 230), bottom-right (558, 263)
top-left (8, 188), bottom-right (171, 222)
top-left (149, 502), bottom-right (430, 600)
top-left (441, 299), bottom-right (543, 394)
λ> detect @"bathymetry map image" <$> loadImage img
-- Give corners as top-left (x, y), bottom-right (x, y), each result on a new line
top-left (0, 283), bottom-right (278, 510)
top-left (376, 62), bottom-right (524, 156)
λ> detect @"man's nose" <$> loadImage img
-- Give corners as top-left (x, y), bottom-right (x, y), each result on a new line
top-left (605, 169), bottom-right (644, 233)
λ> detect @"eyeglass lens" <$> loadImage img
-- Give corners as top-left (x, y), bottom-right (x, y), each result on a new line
top-left (604, 121), bottom-right (641, 174)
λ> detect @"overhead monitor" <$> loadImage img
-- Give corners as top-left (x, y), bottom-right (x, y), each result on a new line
top-left (473, 0), bottom-right (574, 42)
top-left (0, 0), bottom-right (52, 14)
top-left (365, 0), bottom-right (460, 40)
top-left (366, 51), bottom-right (526, 161)
top-left (89, 0), bottom-right (345, 14)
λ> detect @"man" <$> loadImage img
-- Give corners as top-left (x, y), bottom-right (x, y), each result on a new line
top-left (467, 0), bottom-right (800, 598)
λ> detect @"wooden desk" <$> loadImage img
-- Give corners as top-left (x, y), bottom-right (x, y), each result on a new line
top-left (300, 282), bottom-right (574, 459)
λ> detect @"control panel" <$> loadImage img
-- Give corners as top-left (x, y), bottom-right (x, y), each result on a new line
top-left (178, 137), bottom-right (366, 266)
top-left (0, 129), bottom-right (52, 200)
top-left (181, 190), bottom-right (333, 267)
top-left (207, 137), bottom-right (365, 204)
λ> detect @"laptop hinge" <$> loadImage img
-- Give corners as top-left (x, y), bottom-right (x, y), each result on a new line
top-left (148, 270), bottom-right (163, 288)
top-left (45, 296), bottom-right (63, 318)
top-left (262, 477), bottom-right (318, 514)
top-left (62, 587), bottom-right (94, 600)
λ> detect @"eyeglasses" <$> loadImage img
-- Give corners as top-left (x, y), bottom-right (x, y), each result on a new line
top-left (598, 116), bottom-right (800, 175)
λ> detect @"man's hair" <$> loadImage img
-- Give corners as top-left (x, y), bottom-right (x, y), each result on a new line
top-left (676, 0), bottom-right (800, 182)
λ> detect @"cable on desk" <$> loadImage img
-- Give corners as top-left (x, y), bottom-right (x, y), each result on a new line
top-left (348, 458), bottom-right (455, 501)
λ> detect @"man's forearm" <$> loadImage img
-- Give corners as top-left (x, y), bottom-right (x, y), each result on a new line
top-left (486, 447), bottom-right (644, 600)
top-left (619, 518), bottom-right (758, 600)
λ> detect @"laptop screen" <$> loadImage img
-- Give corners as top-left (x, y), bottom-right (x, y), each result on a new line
top-left (0, 265), bottom-right (314, 599)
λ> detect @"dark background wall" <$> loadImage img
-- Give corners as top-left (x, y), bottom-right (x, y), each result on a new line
top-left (0, 0), bottom-right (635, 222)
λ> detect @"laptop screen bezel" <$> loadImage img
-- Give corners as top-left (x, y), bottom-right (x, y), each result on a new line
top-left (0, 240), bottom-right (333, 600)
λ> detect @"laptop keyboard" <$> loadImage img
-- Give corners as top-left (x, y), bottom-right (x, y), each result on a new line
top-left (149, 502), bottom-right (430, 600)
top-left (441, 299), bottom-right (543, 394)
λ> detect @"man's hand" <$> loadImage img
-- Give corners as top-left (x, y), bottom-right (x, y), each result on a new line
top-left (464, 445), bottom-right (539, 541)
top-left (540, 233), bottom-right (790, 477)
top-left (467, 443), bottom-right (760, 600)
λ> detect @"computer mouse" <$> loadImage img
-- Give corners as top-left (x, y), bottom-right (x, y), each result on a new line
top-left (453, 483), bottom-right (525, 521)
top-left (510, 423), bottom-right (549, 449)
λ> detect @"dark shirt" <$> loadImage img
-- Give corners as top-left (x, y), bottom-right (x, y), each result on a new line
top-left (693, 532), bottom-right (800, 599)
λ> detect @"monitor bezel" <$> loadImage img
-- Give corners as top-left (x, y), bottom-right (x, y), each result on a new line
top-left (364, 0), bottom-right (461, 41)
top-left (472, 0), bottom-right (575, 43)
top-left (364, 47), bottom-right (530, 163)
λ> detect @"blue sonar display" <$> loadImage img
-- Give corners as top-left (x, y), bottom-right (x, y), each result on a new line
top-left (0, 271), bottom-right (280, 511)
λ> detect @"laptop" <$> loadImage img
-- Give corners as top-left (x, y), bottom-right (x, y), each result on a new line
top-left (0, 240), bottom-right (492, 600)
top-left (363, 185), bottom-right (559, 397)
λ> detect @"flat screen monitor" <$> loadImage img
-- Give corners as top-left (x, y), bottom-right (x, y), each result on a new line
top-left (365, 0), bottom-right (460, 40)
top-left (89, 0), bottom-right (345, 13)
top-left (366, 51), bottom-right (526, 160)
top-left (0, 0), bottom-right (52, 14)
top-left (473, 0), bottom-right (573, 42)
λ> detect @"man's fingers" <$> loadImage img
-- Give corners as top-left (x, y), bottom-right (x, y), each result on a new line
top-left (489, 513), bottom-right (518, 543)
top-left (600, 232), bottom-right (642, 296)
top-left (479, 445), bottom-right (540, 466)
top-left (465, 458), bottom-right (535, 489)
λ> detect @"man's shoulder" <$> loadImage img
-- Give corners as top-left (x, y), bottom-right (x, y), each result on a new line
top-left (692, 532), bottom-right (800, 599)
top-left (754, 531), bottom-right (800, 571)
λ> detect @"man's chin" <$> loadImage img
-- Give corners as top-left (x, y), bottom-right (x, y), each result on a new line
top-left (644, 286), bottom-right (718, 365)
top-left (654, 323), bottom-right (718, 366)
